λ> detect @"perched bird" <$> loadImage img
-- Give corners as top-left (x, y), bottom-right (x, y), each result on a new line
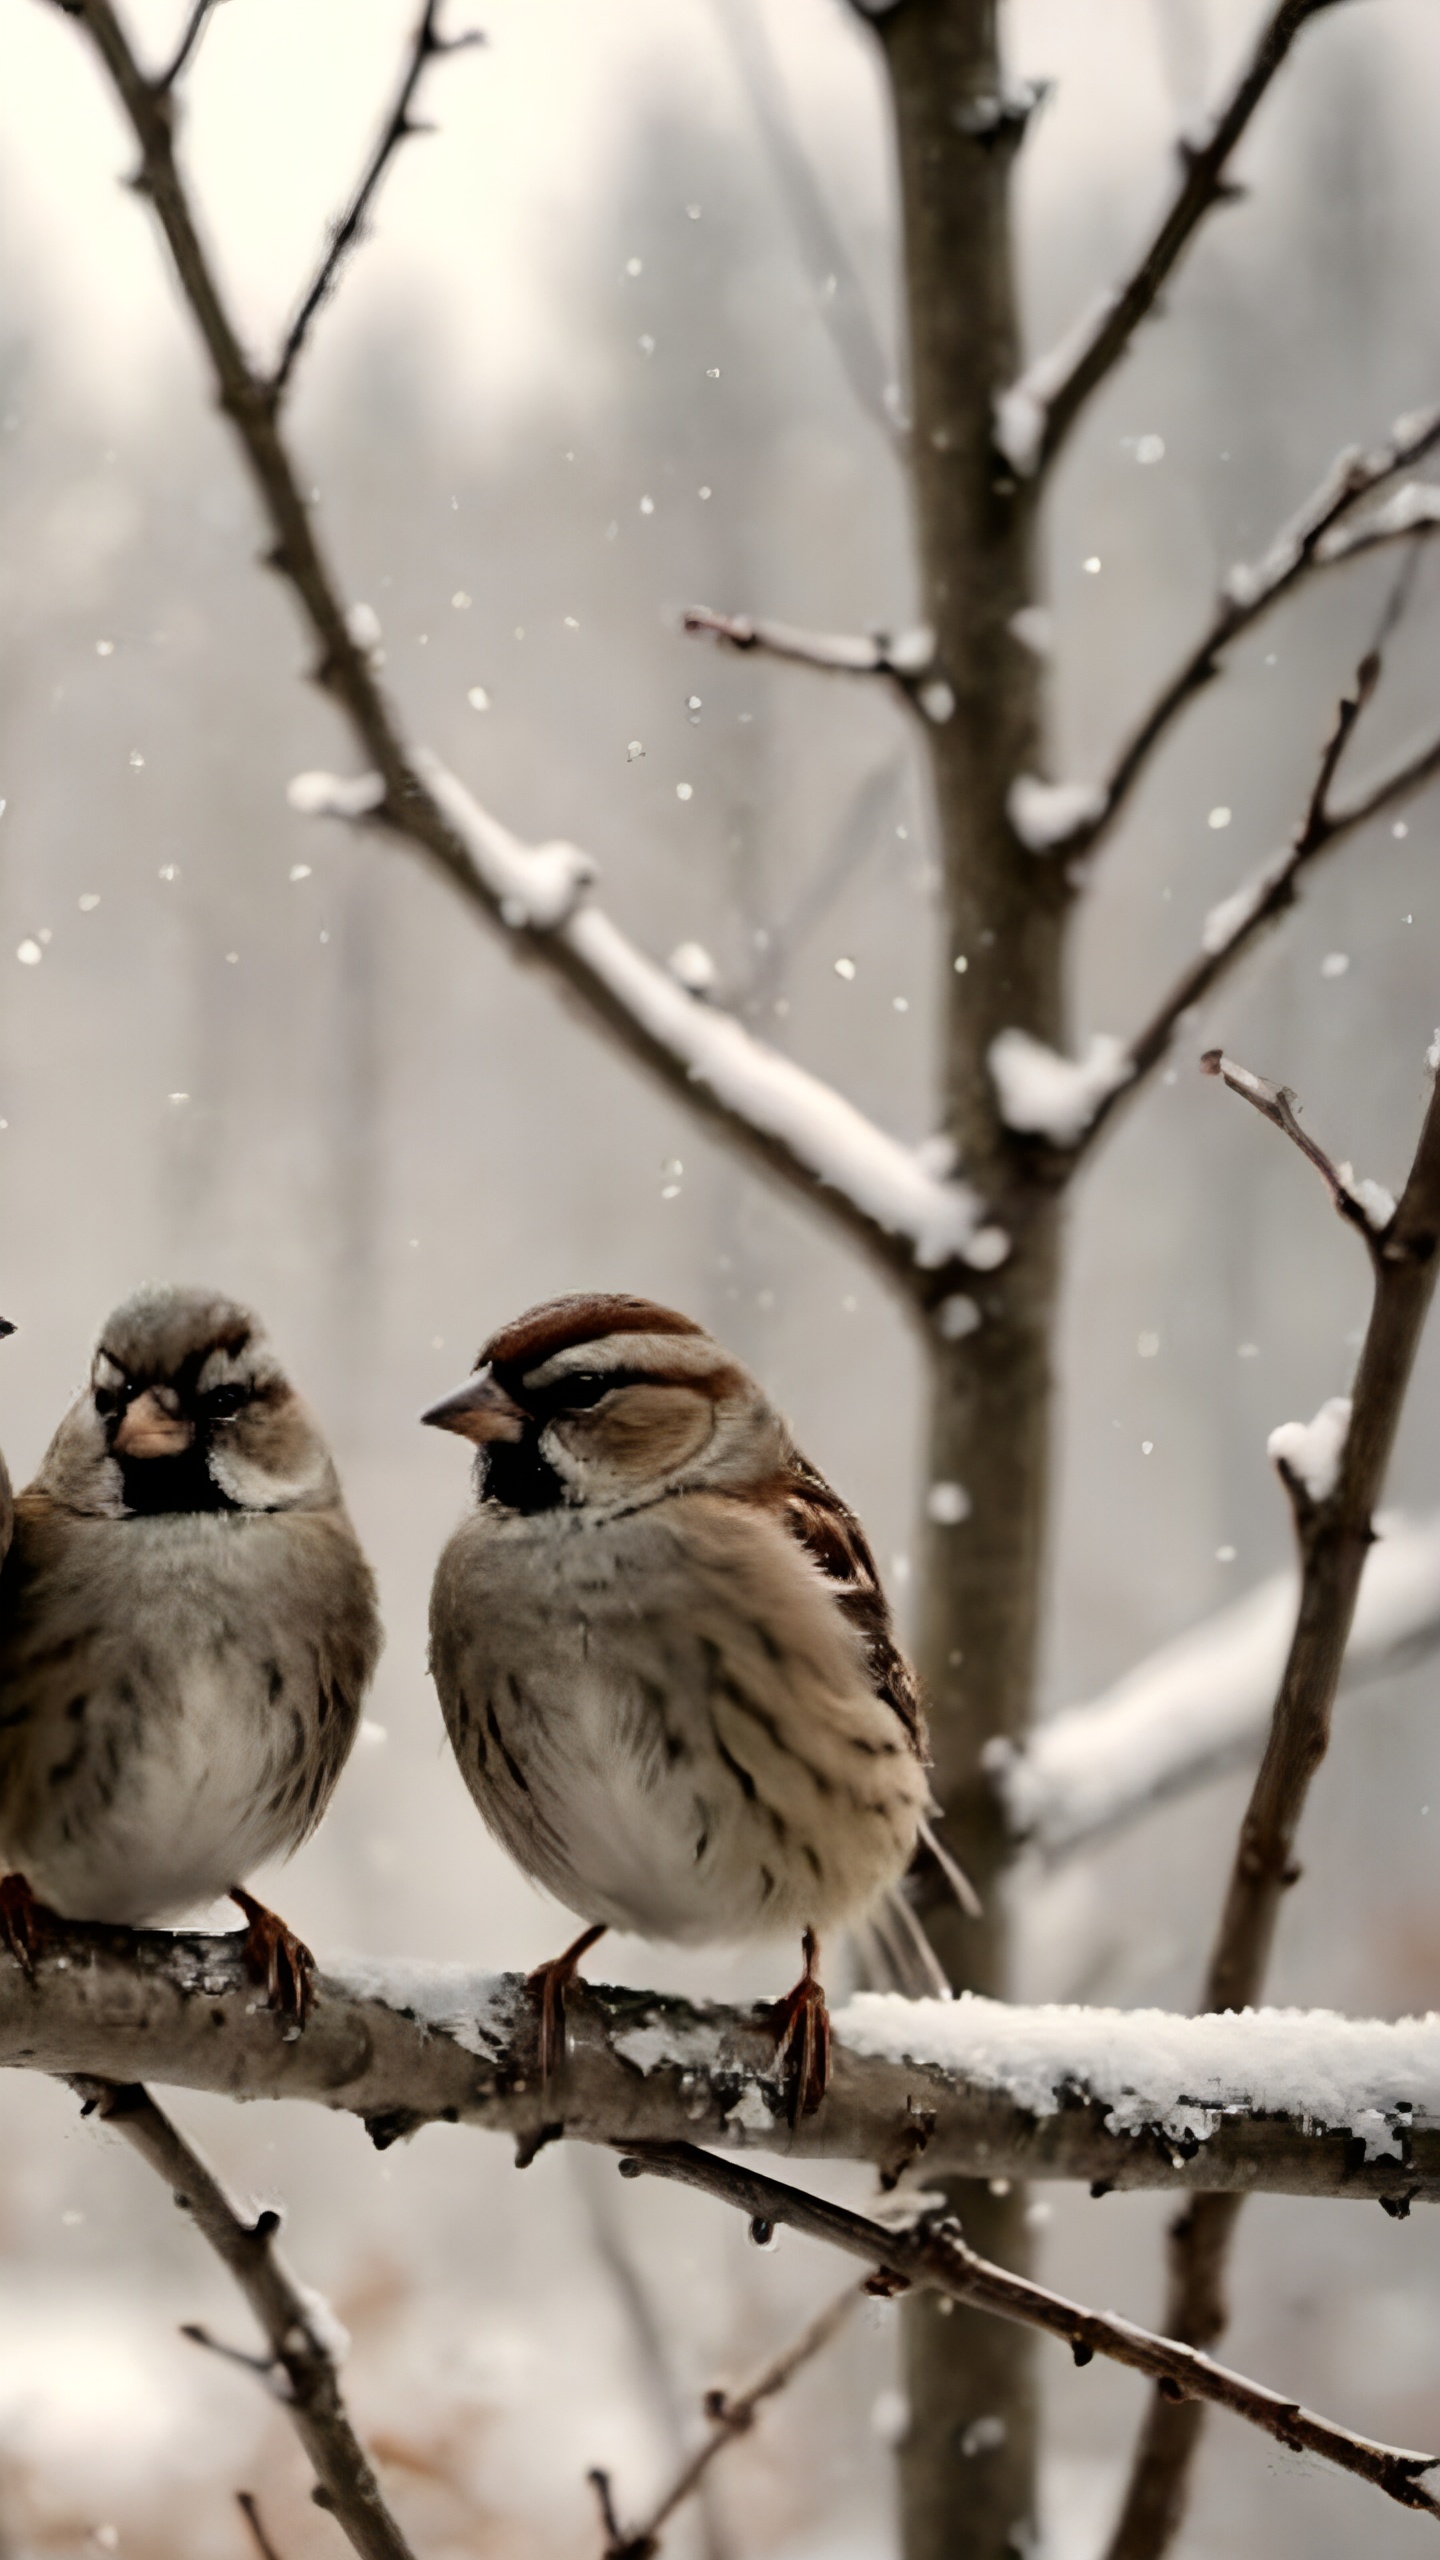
top-left (0, 1286), bottom-right (381, 2018)
top-left (424, 1291), bottom-right (952, 2116)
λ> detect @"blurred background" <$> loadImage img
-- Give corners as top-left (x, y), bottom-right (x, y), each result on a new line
top-left (1, 0), bottom-right (1440, 2551)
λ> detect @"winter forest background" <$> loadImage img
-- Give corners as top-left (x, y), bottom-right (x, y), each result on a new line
top-left (2, 0), bottom-right (1440, 2552)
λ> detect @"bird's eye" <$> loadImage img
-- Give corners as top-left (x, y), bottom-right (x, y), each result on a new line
top-left (201, 1383), bottom-right (248, 1420)
top-left (93, 1385), bottom-right (121, 1418)
top-left (560, 1372), bottom-right (614, 1410)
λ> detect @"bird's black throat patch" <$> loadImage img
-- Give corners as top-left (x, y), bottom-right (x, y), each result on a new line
top-left (119, 1445), bottom-right (239, 1516)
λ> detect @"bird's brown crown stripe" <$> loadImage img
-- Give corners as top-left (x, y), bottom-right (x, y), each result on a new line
top-left (479, 1293), bottom-right (704, 1371)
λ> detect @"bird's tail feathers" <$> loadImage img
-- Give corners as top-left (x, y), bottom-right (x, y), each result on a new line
top-left (850, 1885), bottom-right (953, 2000)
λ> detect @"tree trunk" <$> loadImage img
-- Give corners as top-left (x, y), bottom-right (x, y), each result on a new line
top-left (880, 6), bottom-right (1067, 2557)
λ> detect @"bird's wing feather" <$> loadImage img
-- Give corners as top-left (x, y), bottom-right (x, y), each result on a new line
top-left (767, 1451), bottom-right (926, 1751)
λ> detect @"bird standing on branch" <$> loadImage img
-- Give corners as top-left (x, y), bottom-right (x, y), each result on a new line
top-left (423, 1291), bottom-right (940, 2120)
top-left (0, 1286), bottom-right (381, 2020)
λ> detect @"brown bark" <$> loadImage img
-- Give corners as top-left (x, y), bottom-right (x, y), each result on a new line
top-left (878, 8), bottom-right (1061, 2554)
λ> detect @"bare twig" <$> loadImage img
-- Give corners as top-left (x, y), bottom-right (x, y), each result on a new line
top-left (1103, 1049), bottom-right (1440, 2560)
top-left (1020, 0), bottom-right (1351, 476)
top-left (1076, 634), bottom-right (1440, 1160)
top-left (681, 605), bottom-right (947, 719)
top-left (1199, 1052), bottom-right (1387, 1249)
top-left (237, 2492), bottom-right (288, 2560)
top-left (73, 2079), bottom-right (416, 2560)
top-left (616, 2143), bottom-right (1440, 2523)
top-left (3, 1926), bottom-right (1438, 2204)
top-left (272, 0), bottom-right (481, 400)
top-left (592, 2281), bottom-right (861, 2560)
top-left (1051, 405), bottom-right (1440, 862)
top-left (56, 0), bottom-right (979, 1305)
top-left (155, 0), bottom-right (221, 89)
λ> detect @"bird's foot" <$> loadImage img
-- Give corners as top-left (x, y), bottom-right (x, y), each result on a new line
top-left (229, 1885), bottom-right (316, 2027)
top-left (770, 1926), bottom-right (831, 2127)
top-left (0, 1872), bottom-right (51, 1980)
top-left (527, 1922), bottom-right (608, 2081)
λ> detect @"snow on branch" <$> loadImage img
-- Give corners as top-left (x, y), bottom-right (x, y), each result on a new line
top-left (1020, 400), bottom-right (1440, 865)
top-left (6, 1923), bottom-right (1440, 2206)
top-left (681, 606), bottom-right (955, 722)
top-left (287, 754), bottom-right (1004, 1274)
top-left (988, 1512), bottom-right (1440, 1859)
top-left (1004, 0), bottom-right (1355, 478)
top-left (1201, 1049), bottom-right (1395, 1249)
top-left (988, 1027), bottom-right (1132, 1147)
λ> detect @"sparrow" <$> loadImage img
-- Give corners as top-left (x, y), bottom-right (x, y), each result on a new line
top-left (0, 1285), bottom-right (381, 2019)
top-left (423, 1291), bottom-right (947, 2118)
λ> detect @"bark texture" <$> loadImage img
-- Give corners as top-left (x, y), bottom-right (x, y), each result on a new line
top-left (880, 9), bottom-right (1062, 2553)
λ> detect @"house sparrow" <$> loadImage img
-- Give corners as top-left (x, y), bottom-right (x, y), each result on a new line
top-left (0, 1286), bottom-right (381, 2019)
top-left (423, 1291), bottom-right (939, 2117)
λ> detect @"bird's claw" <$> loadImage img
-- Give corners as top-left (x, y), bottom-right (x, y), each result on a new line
top-left (526, 1921), bottom-right (607, 2082)
top-left (770, 1926), bottom-right (831, 2127)
top-left (229, 1885), bottom-right (316, 2027)
top-left (0, 1872), bottom-right (50, 1980)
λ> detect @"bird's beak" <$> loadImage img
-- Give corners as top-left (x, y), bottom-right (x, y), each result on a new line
top-left (114, 1388), bottom-right (194, 1459)
top-left (0, 1320), bottom-right (13, 1340)
top-left (421, 1367), bottom-right (526, 1444)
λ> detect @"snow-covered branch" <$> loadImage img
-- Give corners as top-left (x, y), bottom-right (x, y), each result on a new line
top-left (991, 1511), bottom-right (1440, 1859)
top-left (79, 2078), bottom-right (415, 2560)
top-left (1200, 1049), bottom-right (1393, 1249)
top-left (1003, 0), bottom-right (1354, 478)
top-left (8, 1924), bottom-right (1440, 2205)
top-left (65, 0), bottom-right (1000, 1304)
top-left (623, 2143), bottom-right (1440, 2525)
top-left (1024, 402), bottom-right (1440, 864)
top-left (681, 606), bottom-right (954, 723)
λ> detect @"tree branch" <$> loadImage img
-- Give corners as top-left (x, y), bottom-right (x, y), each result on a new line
top-left (74, 2078), bottom-right (415, 2560)
top-left (1074, 637), bottom-right (1440, 1160)
top-left (155, 0), bottom-right (221, 91)
top-left (616, 2143), bottom-right (1440, 2523)
top-left (681, 606), bottom-right (952, 722)
top-left (8, 1926), bottom-right (1440, 2206)
top-left (1199, 1050), bottom-right (1391, 1251)
top-left (1104, 1043), bottom-right (1440, 2558)
top-left (272, 0), bottom-right (482, 401)
top-left (990, 1511), bottom-right (1440, 1862)
top-left (1000, 0), bottom-right (1352, 478)
top-left (1042, 404), bottom-right (1440, 863)
top-left (590, 2280), bottom-right (862, 2560)
top-left (54, 0), bottom-right (1003, 1307)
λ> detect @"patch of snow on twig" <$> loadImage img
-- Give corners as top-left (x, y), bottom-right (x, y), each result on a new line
top-left (1007, 774), bottom-right (1105, 852)
top-left (565, 904), bottom-right (1006, 1269)
top-left (1318, 481), bottom-right (1440, 561)
top-left (419, 753), bottom-right (595, 930)
top-left (989, 1028), bottom-right (1131, 1146)
top-left (1201, 846), bottom-right (1294, 955)
top-left (1269, 1396), bottom-right (1351, 1502)
top-left (327, 1954), bottom-right (521, 2062)
top-left (287, 769), bottom-right (386, 821)
top-left (992, 291), bottom-right (1118, 475)
top-left (991, 1512), bottom-right (1440, 1857)
top-left (838, 1991), bottom-right (1439, 2158)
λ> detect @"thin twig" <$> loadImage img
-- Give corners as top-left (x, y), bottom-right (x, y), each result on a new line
top-left (1076, 618), bottom-right (1440, 1162)
top-left (272, 0), bottom-right (482, 399)
top-left (591, 2281), bottom-right (862, 2560)
top-left (155, 0), bottom-right (221, 89)
top-left (56, 0), bottom-right (948, 1304)
top-left (1199, 1052), bottom-right (1385, 1251)
top-left (1052, 404), bottom-right (1440, 862)
top-left (1103, 1044), bottom-right (1440, 2560)
top-left (73, 2079), bottom-right (417, 2560)
top-left (1028, 0), bottom-right (1350, 475)
top-left (681, 605), bottom-right (945, 719)
top-left (237, 2492), bottom-right (288, 2560)
top-left (616, 2143), bottom-right (1440, 2523)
